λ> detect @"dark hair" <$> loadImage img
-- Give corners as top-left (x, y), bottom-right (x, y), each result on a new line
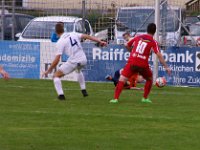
top-left (147, 23), bottom-right (156, 35)
top-left (122, 31), bottom-right (130, 37)
top-left (55, 22), bottom-right (64, 34)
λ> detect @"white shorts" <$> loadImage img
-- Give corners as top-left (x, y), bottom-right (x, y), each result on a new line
top-left (58, 60), bottom-right (87, 75)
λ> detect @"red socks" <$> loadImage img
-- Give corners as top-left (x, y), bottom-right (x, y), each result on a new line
top-left (143, 79), bottom-right (153, 99)
top-left (114, 81), bottom-right (125, 99)
top-left (114, 79), bottom-right (152, 100)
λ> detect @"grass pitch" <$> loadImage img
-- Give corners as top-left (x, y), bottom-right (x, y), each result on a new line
top-left (0, 79), bottom-right (200, 150)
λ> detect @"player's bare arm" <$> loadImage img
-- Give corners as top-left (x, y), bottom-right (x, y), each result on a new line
top-left (0, 66), bottom-right (9, 80)
top-left (81, 34), bottom-right (107, 47)
top-left (42, 55), bottom-right (61, 77)
top-left (156, 52), bottom-right (171, 75)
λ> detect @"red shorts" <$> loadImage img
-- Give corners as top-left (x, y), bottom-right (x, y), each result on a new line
top-left (121, 63), bottom-right (152, 80)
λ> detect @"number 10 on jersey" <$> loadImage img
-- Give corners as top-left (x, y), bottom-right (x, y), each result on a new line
top-left (135, 40), bottom-right (147, 54)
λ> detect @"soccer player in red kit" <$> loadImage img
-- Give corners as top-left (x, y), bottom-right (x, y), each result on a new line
top-left (110, 23), bottom-right (171, 103)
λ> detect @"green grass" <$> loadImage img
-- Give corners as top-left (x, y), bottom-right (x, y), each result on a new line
top-left (0, 79), bottom-right (200, 150)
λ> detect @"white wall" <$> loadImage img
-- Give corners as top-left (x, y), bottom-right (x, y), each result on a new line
top-left (22, 0), bottom-right (187, 9)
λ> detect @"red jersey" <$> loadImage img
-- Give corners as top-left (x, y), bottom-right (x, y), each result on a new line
top-left (127, 34), bottom-right (160, 67)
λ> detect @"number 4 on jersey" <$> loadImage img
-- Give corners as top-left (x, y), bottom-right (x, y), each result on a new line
top-left (69, 37), bottom-right (78, 47)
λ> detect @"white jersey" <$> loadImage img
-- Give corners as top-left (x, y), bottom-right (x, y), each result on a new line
top-left (55, 32), bottom-right (87, 63)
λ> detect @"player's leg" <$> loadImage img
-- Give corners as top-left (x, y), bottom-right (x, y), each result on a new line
top-left (137, 75), bottom-right (144, 83)
top-left (129, 73), bottom-right (138, 88)
top-left (77, 71), bottom-right (88, 97)
top-left (53, 62), bottom-right (76, 100)
top-left (129, 74), bottom-right (145, 90)
top-left (139, 67), bottom-right (153, 103)
top-left (112, 69), bottom-right (121, 86)
top-left (110, 64), bottom-right (132, 103)
top-left (113, 75), bottom-right (128, 99)
top-left (76, 62), bottom-right (88, 97)
top-left (105, 75), bottom-right (113, 81)
top-left (53, 71), bottom-right (66, 100)
top-left (105, 69), bottom-right (120, 86)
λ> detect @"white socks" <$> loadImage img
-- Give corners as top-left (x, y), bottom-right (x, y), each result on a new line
top-left (77, 71), bottom-right (86, 90)
top-left (53, 71), bottom-right (85, 96)
top-left (53, 77), bottom-right (64, 95)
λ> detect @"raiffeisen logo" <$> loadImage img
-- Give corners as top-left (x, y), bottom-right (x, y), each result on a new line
top-left (150, 50), bottom-right (194, 63)
top-left (93, 47), bottom-right (194, 63)
top-left (92, 48), bottom-right (130, 61)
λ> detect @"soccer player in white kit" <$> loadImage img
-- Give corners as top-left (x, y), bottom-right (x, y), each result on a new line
top-left (42, 22), bottom-right (107, 100)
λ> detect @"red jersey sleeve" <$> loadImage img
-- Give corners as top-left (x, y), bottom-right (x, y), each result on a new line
top-left (152, 40), bottom-right (160, 54)
top-left (127, 37), bottom-right (136, 47)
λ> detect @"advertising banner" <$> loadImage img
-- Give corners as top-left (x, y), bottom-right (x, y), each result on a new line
top-left (0, 41), bottom-right (40, 79)
top-left (152, 47), bottom-right (200, 86)
top-left (82, 43), bottom-right (200, 87)
top-left (1, 41), bottom-right (199, 87)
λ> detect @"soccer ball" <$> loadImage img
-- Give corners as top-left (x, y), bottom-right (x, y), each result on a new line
top-left (155, 77), bottom-right (166, 88)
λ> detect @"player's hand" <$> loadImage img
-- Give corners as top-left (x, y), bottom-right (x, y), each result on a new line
top-left (42, 71), bottom-right (49, 78)
top-left (99, 41), bottom-right (107, 47)
top-left (165, 67), bottom-right (171, 76)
